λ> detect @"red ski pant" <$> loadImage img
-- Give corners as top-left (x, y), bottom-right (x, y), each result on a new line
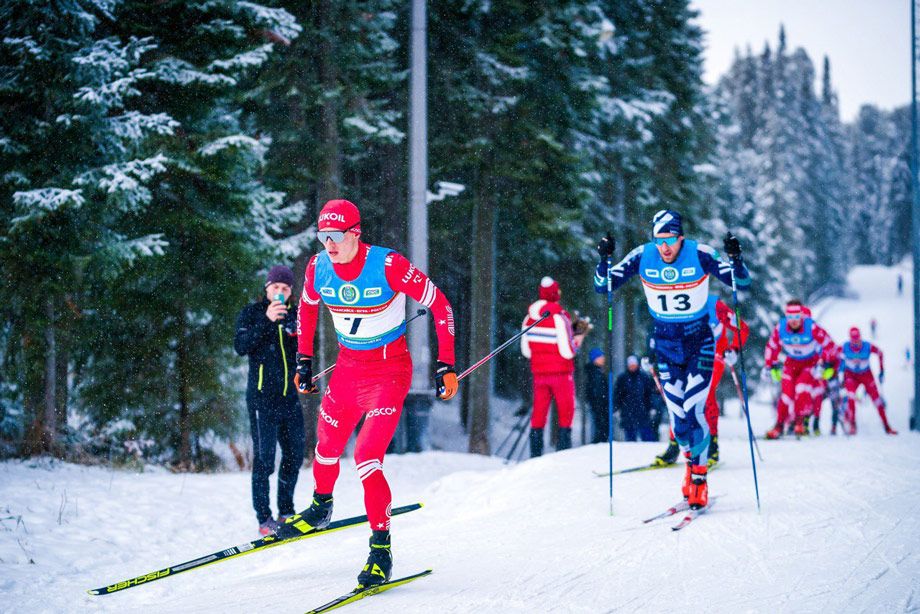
top-left (531, 372), bottom-right (575, 429)
top-left (312, 350), bottom-right (412, 531)
top-left (843, 370), bottom-right (885, 425)
top-left (776, 358), bottom-right (821, 426)
top-left (703, 355), bottom-right (724, 436)
top-left (811, 378), bottom-right (827, 419)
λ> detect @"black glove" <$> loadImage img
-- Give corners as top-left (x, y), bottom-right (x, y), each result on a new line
top-left (435, 361), bottom-right (458, 400)
top-left (294, 353), bottom-right (318, 394)
top-left (723, 232), bottom-right (742, 260)
top-left (597, 232), bottom-right (615, 259)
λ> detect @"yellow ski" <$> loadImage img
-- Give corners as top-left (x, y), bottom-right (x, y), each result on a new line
top-left (306, 569), bottom-right (433, 613)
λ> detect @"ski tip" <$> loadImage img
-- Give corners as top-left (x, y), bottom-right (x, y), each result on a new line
top-left (87, 589), bottom-right (100, 596)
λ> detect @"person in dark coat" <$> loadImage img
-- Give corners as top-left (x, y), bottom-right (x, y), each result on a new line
top-left (613, 355), bottom-right (657, 441)
top-left (234, 265), bottom-right (305, 535)
top-left (584, 348), bottom-right (609, 443)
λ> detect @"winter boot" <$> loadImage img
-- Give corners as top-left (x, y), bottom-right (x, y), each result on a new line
top-left (356, 531), bottom-right (392, 588)
top-left (876, 406), bottom-right (897, 434)
top-left (844, 407), bottom-right (857, 435)
top-left (654, 437), bottom-right (680, 466)
top-left (707, 435), bottom-right (719, 468)
top-left (258, 517), bottom-right (281, 536)
top-left (557, 427), bottom-right (572, 451)
top-left (765, 425), bottom-right (783, 440)
top-left (529, 428), bottom-right (544, 458)
top-left (687, 465), bottom-right (709, 510)
top-left (285, 492), bottom-right (333, 535)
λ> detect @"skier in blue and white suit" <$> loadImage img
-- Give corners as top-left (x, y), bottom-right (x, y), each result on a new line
top-left (594, 210), bottom-right (750, 509)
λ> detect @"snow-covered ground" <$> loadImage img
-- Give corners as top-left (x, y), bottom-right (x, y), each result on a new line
top-left (2, 263), bottom-right (918, 613)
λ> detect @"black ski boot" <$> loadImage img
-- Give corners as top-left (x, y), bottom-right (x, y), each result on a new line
top-left (356, 531), bottom-right (392, 588)
top-left (557, 427), bottom-right (572, 451)
top-left (654, 438), bottom-right (679, 466)
top-left (812, 415), bottom-right (821, 436)
top-left (707, 435), bottom-right (719, 467)
top-left (529, 428), bottom-right (544, 458)
top-left (283, 492), bottom-right (333, 535)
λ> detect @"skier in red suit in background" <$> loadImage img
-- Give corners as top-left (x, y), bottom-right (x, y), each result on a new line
top-left (841, 326), bottom-right (896, 435)
top-left (763, 300), bottom-right (837, 439)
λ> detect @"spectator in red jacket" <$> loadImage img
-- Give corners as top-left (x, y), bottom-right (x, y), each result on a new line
top-left (520, 277), bottom-right (585, 457)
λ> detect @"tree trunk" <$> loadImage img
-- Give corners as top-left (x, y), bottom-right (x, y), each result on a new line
top-left (378, 142), bottom-right (406, 250)
top-left (55, 336), bottom-right (68, 437)
top-left (176, 315), bottom-right (192, 469)
top-left (467, 189), bottom-right (495, 455)
top-left (315, 0), bottom-right (342, 382)
top-left (42, 298), bottom-right (57, 453)
top-left (21, 332), bottom-right (46, 456)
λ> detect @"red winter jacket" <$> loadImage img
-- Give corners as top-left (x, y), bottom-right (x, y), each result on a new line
top-left (520, 299), bottom-right (579, 375)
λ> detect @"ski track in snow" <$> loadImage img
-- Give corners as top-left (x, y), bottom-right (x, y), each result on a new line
top-left (0, 263), bottom-right (918, 613)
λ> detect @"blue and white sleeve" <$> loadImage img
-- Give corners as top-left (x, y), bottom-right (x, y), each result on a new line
top-left (594, 245), bottom-right (644, 294)
top-left (698, 243), bottom-right (750, 289)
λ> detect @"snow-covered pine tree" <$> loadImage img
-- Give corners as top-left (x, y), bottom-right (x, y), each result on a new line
top-left (579, 0), bottom-right (712, 364)
top-left (0, 0), bottom-right (174, 454)
top-left (847, 104), bottom-right (912, 267)
top-left (243, 1), bottom-right (405, 411)
top-left (424, 1), bottom-right (617, 453)
top-left (69, 0), bottom-right (304, 468)
top-left (704, 29), bottom-right (857, 347)
top-left (804, 56), bottom-right (850, 294)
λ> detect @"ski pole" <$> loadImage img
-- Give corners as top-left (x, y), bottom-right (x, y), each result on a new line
top-left (517, 433), bottom-right (529, 462)
top-left (311, 309), bottom-right (428, 383)
top-left (496, 409), bottom-right (530, 457)
top-left (726, 245), bottom-right (762, 512)
top-left (644, 359), bottom-right (669, 406)
top-left (504, 422), bottom-right (531, 464)
top-left (604, 231), bottom-right (616, 516)
top-left (456, 311), bottom-right (552, 382)
top-left (504, 422), bottom-right (530, 463)
top-left (729, 364), bottom-right (764, 462)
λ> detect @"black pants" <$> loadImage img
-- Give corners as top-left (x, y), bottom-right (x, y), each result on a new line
top-left (248, 394), bottom-right (305, 523)
top-left (590, 404), bottom-right (609, 444)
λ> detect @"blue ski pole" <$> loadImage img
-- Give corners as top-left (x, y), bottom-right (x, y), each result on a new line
top-left (724, 233), bottom-right (761, 512)
top-left (604, 231), bottom-right (616, 516)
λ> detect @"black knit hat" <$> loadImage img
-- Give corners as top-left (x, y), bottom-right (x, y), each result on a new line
top-left (265, 265), bottom-right (294, 287)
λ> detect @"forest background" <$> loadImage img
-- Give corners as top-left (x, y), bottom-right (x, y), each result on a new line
top-left (0, 1), bottom-right (910, 465)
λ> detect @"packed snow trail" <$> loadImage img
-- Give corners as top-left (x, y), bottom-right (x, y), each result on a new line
top-left (1, 263), bottom-right (917, 613)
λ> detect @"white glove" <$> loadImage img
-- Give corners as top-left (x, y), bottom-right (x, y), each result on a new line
top-left (723, 349), bottom-right (738, 367)
top-left (640, 356), bottom-right (653, 373)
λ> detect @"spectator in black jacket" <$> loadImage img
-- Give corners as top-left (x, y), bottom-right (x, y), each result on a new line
top-left (614, 355), bottom-right (657, 441)
top-left (584, 348), bottom-right (609, 443)
top-left (234, 265), bottom-right (304, 535)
